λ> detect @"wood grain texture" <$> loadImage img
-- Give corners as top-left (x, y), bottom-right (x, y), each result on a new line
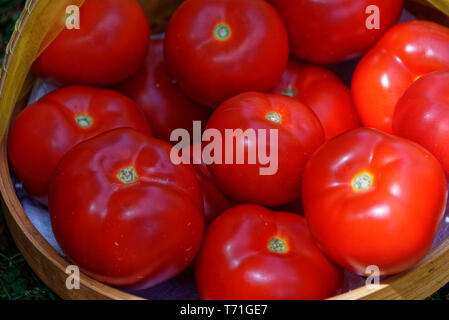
top-left (0, 0), bottom-right (449, 300)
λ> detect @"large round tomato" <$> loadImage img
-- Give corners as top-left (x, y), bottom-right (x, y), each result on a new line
top-left (270, 60), bottom-right (360, 140)
top-left (302, 128), bottom-right (447, 276)
top-left (32, 0), bottom-right (150, 86)
top-left (352, 21), bottom-right (449, 133)
top-left (8, 86), bottom-right (152, 204)
top-left (116, 39), bottom-right (212, 142)
top-left (393, 71), bottom-right (449, 177)
top-left (49, 129), bottom-right (204, 289)
top-left (164, 0), bottom-right (289, 108)
top-left (268, 0), bottom-right (403, 64)
top-left (195, 204), bottom-right (344, 300)
top-left (206, 92), bottom-right (324, 207)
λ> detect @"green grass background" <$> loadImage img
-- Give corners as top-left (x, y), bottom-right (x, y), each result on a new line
top-left (0, 0), bottom-right (447, 301)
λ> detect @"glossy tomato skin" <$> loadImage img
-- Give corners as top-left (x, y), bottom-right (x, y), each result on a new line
top-left (206, 92), bottom-right (325, 207)
top-left (32, 0), bottom-right (150, 86)
top-left (268, 0), bottom-right (403, 64)
top-left (49, 129), bottom-right (204, 289)
top-left (352, 21), bottom-right (449, 133)
top-left (164, 0), bottom-right (289, 108)
top-left (303, 128), bottom-right (447, 276)
top-left (116, 39), bottom-right (212, 142)
top-left (195, 204), bottom-right (344, 300)
top-left (393, 71), bottom-right (449, 177)
top-left (8, 86), bottom-right (152, 203)
top-left (271, 61), bottom-right (360, 140)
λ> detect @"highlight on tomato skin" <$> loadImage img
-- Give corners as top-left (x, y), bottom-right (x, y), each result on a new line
top-left (163, 0), bottom-right (290, 108)
top-left (302, 128), bottom-right (448, 277)
top-left (271, 60), bottom-right (360, 140)
top-left (49, 128), bottom-right (205, 290)
top-left (195, 204), bottom-right (344, 300)
top-left (7, 86), bottom-right (153, 205)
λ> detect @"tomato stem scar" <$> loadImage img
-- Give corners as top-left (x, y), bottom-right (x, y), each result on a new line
top-left (214, 23), bottom-right (231, 41)
top-left (281, 87), bottom-right (298, 98)
top-left (352, 172), bottom-right (374, 192)
top-left (118, 167), bottom-right (139, 184)
top-left (265, 111), bottom-right (282, 124)
top-left (75, 115), bottom-right (93, 128)
top-left (268, 237), bottom-right (287, 254)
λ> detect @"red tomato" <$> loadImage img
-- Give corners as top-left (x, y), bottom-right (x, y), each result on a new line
top-left (206, 92), bottom-right (324, 207)
top-left (49, 129), bottom-right (204, 289)
top-left (268, 0), bottom-right (403, 64)
top-left (178, 143), bottom-right (233, 226)
top-left (164, 0), bottom-right (289, 108)
top-left (302, 128), bottom-right (447, 276)
top-left (32, 0), bottom-right (150, 86)
top-left (191, 147), bottom-right (233, 226)
top-left (270, 61), bottom-right (360, 140)
top-left (8, 86), bottom-right (152, 204)
top-left (393, 71), bottom-right (449, 177)
top-left (352, 21), bottom-right (449, 133)
top-left (116, 39), bottom-right (212, 142)
top-left (195, 161), bottom-right (234, 226)
top-left (195, 204), bottom-right (344, 300)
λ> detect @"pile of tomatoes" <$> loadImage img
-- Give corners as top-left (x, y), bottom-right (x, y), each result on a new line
top-left (7, 0), bottom-right (449, 300)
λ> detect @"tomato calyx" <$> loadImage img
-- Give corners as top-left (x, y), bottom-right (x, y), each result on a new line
top-left (265, 111), bottom-right (282, 124)
top-left (213, 23), bottom-right (232, 41)
top-left (75, 115), bottom-right (93, 128)
top-left (268, 237), bottom-right (288, 254)
top-left (118, 167), bottom-right (139, 184)
top-left (281, 87), bottom-right (298, 98)
top-left (351, 172), bottom-right (374, 192)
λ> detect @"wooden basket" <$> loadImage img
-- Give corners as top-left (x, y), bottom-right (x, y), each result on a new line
top-left (1, 0), bottom-right (449, 300)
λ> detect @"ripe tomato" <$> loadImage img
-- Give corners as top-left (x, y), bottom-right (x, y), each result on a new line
top-left (178, 143), bottom-right (233, 226)
top-left (32, 0), bottom-right (150, 86)
top-left (302, 128), bottom-right (447, 276)
top-left (195, 204), bottom-right (344, 300)
top-left (352, 21), bottom-right (449, 133)
top-left (49, 129), bottom-right (204, 289)
top-left (206, 92), bottom-right (324, 207)
top-left (270, 61), bottom-right (360, 140)
top-left (268, 0), bottom-right (403, 64)
top-left (8, 86), bottom-right (152, 204)
top-left (164, 0), bottom-right (289, 108)
top-left (196, 161), bottom-right (234, 226)
top-left (191, 147), bottom-right (233, 226)
top-left (393, 71), bottom-right (449, 177)
top-left (116, 39), bottom-right (212, 142)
